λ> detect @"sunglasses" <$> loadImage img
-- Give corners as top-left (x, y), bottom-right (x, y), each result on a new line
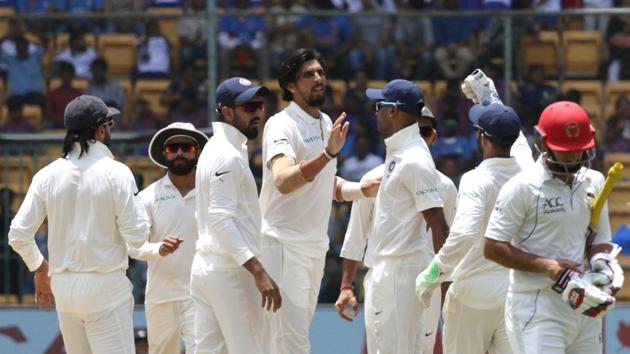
top-left (164, 142), bottom-right (198, 154)
top-left (375, 101), bottom-right (405, 112)
top-left (236, 101), bottom-right (264, 113)
top-left (100, 120), bottom-right (115, 129)
top-left (419, 126), bottom-right (434, 138)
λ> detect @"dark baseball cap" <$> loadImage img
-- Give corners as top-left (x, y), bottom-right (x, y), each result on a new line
top-left (365, 79), bottom-right (424, 117)
top-left (64, 95), bottom-right (120, 131)
top-left (216, 77), bottom-right (269, 107)
top-left (469, 103), bottom-right (521, 147)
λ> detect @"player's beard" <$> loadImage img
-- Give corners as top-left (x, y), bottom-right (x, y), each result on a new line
top-left (166, 157), bottom-right (197, 176)
top-left (306, 85), bottom-right (325, 107)
top-left (102, 129), bottom-right (111, 147)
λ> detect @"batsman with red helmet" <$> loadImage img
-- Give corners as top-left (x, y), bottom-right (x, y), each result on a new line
top-left (483, 101), bottom-right (624, 354)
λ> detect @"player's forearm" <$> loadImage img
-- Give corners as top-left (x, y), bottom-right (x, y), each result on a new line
top-left (423, 207), bottom-right (449, 253)
top-left (484, 238), bottom-right (557, 277)
top-left (334, 177), bottom-right (369, 202)
top-left (127, 241), bottom-right (161, 262)
top-left (587, 243), bottom-right (613, 260)
top-left (273, 153), bottom-right (332, 194)
top-left (340, 258), bottom-right (361, 287)
top-left (435, 230), bottom-right (475, 273)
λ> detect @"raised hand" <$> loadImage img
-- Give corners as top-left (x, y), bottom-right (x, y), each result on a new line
top-left (326, 112), bottom-right (350, 156)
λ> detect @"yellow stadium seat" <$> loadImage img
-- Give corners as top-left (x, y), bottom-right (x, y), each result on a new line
top-left (367, 80), bottom-right (387, 89)
top-left (122, 156), bottom-right (165, 186)
top-left (433, 81), bottom-right (447, 103)
top-left (0, 7), bottom-right (14, 37)
top-left (560, 81), bottom-right (603, 130)
top-left (563, 31), bottom-right (601, 78)
top-left (522, 31), bottom-right (559, 76)
top-left (603, 81), bottom-right (630, 119)
top-left (134, 79), bottom-right (171, 116)
top-left (0, 156), bottom-right (33, 194)
top-left (327, 80), bottom-right (346, 106)
top-left (98, 34), bottom-right (137, 77)
top-left (48, 78), bottom-right (90, 92)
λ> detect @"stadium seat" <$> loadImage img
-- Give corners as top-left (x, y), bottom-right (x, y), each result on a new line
top-left (0, 7), bottom-right (14, 37)
top-left (123, 156), bottom-right (165, 185)
top-left (563, 31), bottom-right (601, 78)
top-left (48, 78), bottom-right (90, 92)
top-left (134, 79), bottom-right (171, 116)
top-left (521, 31), bottom-right (559, 76)
top-left (146, 7), bottom-right (182, 68)
top-left (603, 81), bottom-right (630, 119)
top-left (367, 80), bottom-right (387, 89)
top-left (97, 34), bottom-right (137, 77)
top-left (118, 79), bottom-right (134, 118)
top-left (263, 79), bottom-right (289, 110)
top-left (604, 153), bottom-right (630, 183)
top-left (560, 80), bottom-right (603, 132)
top-left (327, 80), bottom-right (346, 106)
top-left (433, 81), bottom-right (447, 103)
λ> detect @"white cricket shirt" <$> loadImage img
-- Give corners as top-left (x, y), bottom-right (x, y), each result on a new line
top-left (341, 163), bottom-right (457, 269)
top-left (366, 124), bottom-right (444, 265)
top-left (259, 101), bottom-right (336, 256)
top-left (485, 160), bottom-right (611, 293)
top-left (436, 157), bottom-right (522, 309)
top-left (128, 174), bottom-right (197, 304)
top-left (9, 141), bottom-right (149, 273)
top-left (195, 122), bottom-right (260, 269)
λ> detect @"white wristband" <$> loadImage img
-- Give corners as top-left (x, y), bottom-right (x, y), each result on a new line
top-left (341, 181), bottom-right (365, 201)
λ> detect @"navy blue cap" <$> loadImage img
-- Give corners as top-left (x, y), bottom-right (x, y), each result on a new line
top-left (469, 103), bottom-right (521, 147)
top-left (64, 95), bottom-right (120, 131)
top-left (216, 77), bottom-right (269, 107)
top-left (366, 79), bottom-right (424, 117)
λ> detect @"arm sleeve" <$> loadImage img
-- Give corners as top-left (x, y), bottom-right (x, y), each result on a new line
top-left (8, 172), bottom-right (47, 271)
top-left (114, 168), bottom-right (149, 249)
top-left (400, 162), bottom-right (443, 213)
top-left (485, 178), bottom-right (527, 243)
top-left (443, 179), bottom-right (458, 227)
top-left (435, 175), bottom-right (487, 273)
top-left (127, 189), bottom-right (159, 261)
top-left (264, 117), bottom-right (296, 168)
top-left (207, 155), bottom-right (255, 266)
top-left (511, 132), bottom-right (535, 170)
top-left (340, 197), bottom-right (375, 262)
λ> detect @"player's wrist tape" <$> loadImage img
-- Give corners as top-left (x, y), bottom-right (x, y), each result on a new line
top-left (299, 153), bottom-right (330, 182)
top-left (552, 267), bottom-right (574, 293)
top-left (340, 284), bottom-right (354, 291)
top-left (337, 181), bottom-right (364, 202)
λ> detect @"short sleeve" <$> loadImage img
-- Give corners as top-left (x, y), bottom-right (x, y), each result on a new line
top-left (264, 116), bottom-right (297, 167)
top-left (207, 153), bottom-right (243, 217)
top-left (400, 162), bottom-right (443, 213)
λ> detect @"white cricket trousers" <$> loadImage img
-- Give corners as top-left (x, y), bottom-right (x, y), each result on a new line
top-left (190, 253), bottom-right (263, 354)
top-left (260, 236), bottom-right (326, 354)
top-left (145, 299), bottom-right (195, 354)
top-left (422, 279), bottom-right (441, 354)
top-left (505, 288), bottom-right (603, 354)
top-left (51, 271), bottom-right (135, 354)
top-left (364, 256), bottom-right (425, 354)
top-left (441, 290), bottom-right (512, 354)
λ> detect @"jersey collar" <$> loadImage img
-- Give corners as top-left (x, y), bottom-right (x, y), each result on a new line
top-left (384, 124), bottom-right (423, 152)
top-left (286, 101), bottom-right (322, 126)
top-left (68, 140), bottom-right (114, 160)
top-left (211, 121), bottom-right (248, 149)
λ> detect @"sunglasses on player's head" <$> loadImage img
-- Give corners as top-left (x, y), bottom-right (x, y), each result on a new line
top-left (235, 101), bottom-right (264, 113)
top-left (419, 126), bottom-right (434, 138)
top-left (375, 101), bottom-right (405, 112)
top-left (164, 142), bottom-right (198, 154)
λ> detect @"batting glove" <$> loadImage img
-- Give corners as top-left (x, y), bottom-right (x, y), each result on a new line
top-left (588, 244), bottom-right (624, 296)
top-left (461, 69), bottom-right (502, 106)
top-left (415, 259), bottom-right (446, 309)
top-left (553, 268), bottom-right (615, 318)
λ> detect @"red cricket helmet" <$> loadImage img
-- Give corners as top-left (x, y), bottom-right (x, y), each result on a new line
top-left (535, 101), bottom-right (595, 152)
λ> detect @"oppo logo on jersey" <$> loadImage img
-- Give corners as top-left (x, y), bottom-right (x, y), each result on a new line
top-left (416, 187), bottom-right (438, 196)
top-left (303, 135), bottom-right (322, 144)
top-left (155, 195), bottom-right (176, 202)
top-left (542, 196), bottom-right (566, 214)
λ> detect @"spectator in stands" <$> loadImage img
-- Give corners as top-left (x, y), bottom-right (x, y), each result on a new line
top-left (144, 0), bottom-right (183, 7)
top-left (0, 19), bottom-right (35, 79)
top-left (584, 0), bottom-right (613, 34)
top-left (1, 35), bottom-right (46, 108)
top-left (394, 0), bottom-right (435, 80)
top-left (53, 31), bottom-right (98, 80)
top-left (217, 0), bottom-right (265, 78)
top-left (515, 64), bottom-right (559, 130)
top-left (435, 79), bottom-right (474, 136)
top-left (267, 0), bottom-right (307, 75)
top-left (86, 58), bottom-right (125, 110)
top-left (432, 0), bottom-right (474, 80)
top-left (348, 0), bottom-right (397, 80)
top-left (294, 0), bottom-right (354, 78)
top-left (436, 154), bottom-right (463, 187)
top-left (167, 88), bottom-right (207, 127)
top-left (339, 135), bottom-right (383, 182)
top-left (45, 61), bottom-right (83, 129)
top-left (606, 0), bottom-right (630, 81)
top-left (128, 96), bottom-right (166, 131)
top-left (604, 95), bottom-right (630, 152)
top-left (160, 65), bottom-right (206, 113)
top-left (134, 19), bottom-right (171, 80)
top-left (177, 0), bottom-right (207, 66)
top-left (430, 116), bottom-right (475, 167)
top-left (0, 96), bottom-right (36, 133)
top-left (532, 0), bottom-right (560, 28)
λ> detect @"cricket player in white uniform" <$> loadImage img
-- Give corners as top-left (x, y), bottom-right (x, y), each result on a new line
top-left (335, 106), bottom-right (458, 354)
top-left (334, 79), bottom-right (450, 354)
top-left (416, 72), bottom-right (535, 354)
top-left (484, 101), bottom-right (624, 354)
top-left (259, 48), bottom-right (379, 354)
top-left (128, 122), bottom-right (209, 354)
top-left (9, 95), bottom-right (148, 354)
top-left (191, 77), bottom-right (282, 354)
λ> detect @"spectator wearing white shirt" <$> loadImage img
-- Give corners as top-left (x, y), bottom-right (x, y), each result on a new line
top-left (8, 95), bottom-right (148, 354)
top-left (129, 122), bottom-right (208, 354)
top-left (340, 135), bottom-right (383, 182)
top-left (53, 32), bottom-right (98, 80)
top-left (135, 20), bottom-right (171, 80)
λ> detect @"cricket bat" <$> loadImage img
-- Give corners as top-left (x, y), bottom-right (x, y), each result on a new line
top-left (585, 162), bottom-right (624, 254)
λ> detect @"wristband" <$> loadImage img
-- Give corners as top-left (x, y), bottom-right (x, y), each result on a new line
top-left (340, 284), bottom-right (354, 291)
top-left (324, 148), bottom-right (338, 159)
top-left (341, 181), bottom-right (365, 201)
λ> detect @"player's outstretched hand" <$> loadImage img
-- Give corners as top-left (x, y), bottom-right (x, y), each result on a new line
top-left (255, 271), bottom-right (282, 313)
top-left (34, 260), bottom-right (54, 311)
top-left (326, 112), bottom-right (349, 156)
top-left (159, 236), bottom-right (183, 257)
top-left (361, 177), bottom-right (382, 198)
top-left (335, 288), bottom-right (359, 321)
